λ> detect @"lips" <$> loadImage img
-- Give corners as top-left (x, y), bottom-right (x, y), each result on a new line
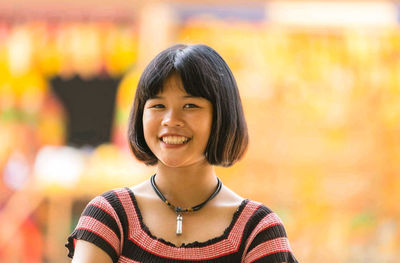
top-left (160, 135), bottom-right (191, 145)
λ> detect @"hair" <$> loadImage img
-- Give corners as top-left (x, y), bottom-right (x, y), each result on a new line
top-left (128, 44), bottom-right (248, 167)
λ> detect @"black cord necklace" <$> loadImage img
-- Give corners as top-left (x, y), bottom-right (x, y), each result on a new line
top-left (150, 174), bottom-right (222, 235)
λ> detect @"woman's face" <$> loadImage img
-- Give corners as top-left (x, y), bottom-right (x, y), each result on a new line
top-left (142, 73), bottom-right (213, 168)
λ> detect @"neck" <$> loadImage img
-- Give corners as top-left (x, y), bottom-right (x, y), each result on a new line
top-left (153, 161), bottom-right (218, 208)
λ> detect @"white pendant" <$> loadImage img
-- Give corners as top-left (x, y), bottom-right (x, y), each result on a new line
top-left (176, 214), bottom-right (183, 235)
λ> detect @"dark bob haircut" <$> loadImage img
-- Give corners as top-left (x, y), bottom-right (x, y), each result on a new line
top-left (128, 44), bottom-right (248, 167)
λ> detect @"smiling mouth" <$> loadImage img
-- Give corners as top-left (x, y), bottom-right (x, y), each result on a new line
top-left (160, 136), bottom-right (191, 145)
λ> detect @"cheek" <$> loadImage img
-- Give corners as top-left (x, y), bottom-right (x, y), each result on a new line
top-left (142, 114), bottom-right (158, 142)
top-left (196, 115), bottom-right (213, 142)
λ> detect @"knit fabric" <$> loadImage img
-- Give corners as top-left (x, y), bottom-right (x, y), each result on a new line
top-left (66, 188), bottom-right (298, 263)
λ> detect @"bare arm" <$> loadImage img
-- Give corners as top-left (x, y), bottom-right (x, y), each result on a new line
top-left (71, 240), bottom-right (113, 263)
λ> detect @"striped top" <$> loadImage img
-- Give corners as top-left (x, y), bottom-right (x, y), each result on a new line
top-left (66, 188), bottom-right (298, 263)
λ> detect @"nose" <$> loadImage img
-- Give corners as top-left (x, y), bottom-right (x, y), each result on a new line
top-left (161, 108), bottom-right (184, 127)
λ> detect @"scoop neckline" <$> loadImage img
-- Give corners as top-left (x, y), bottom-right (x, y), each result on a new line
top-left (125, 187), bottom-right (249, 248)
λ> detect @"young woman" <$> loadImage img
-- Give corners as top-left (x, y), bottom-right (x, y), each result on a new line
top-left (66, 44), bottom-right (298, 263)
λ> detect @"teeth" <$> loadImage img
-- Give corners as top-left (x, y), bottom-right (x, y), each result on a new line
top-left (162, 136), bottom-right (189, 144)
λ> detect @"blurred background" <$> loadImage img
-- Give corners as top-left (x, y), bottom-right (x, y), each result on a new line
top-left (0, 0), bottom-right (400, 262)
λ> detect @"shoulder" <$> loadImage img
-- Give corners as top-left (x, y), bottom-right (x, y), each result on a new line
top-left (246, 200), bottom-right (278, 219)
top-left (241, 201), bottom-right (298, 262)
top-left (82, 187), bottom-right (137, 223)
top-left (66, 188), bottom-right (132, 263)
top-left (244, 200), bottom-right (285, 231)
top-left (88, 188), bottom-right (129, 208)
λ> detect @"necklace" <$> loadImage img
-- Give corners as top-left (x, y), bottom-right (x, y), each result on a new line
top-left (150, 174), bottom-right (222, 235)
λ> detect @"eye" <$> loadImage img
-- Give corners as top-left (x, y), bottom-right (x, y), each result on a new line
top-left (151, 104), bottom-right (165, 109)
top-left (183, 103), bottom-right (199, 109)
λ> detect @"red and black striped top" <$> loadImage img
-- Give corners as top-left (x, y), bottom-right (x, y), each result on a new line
top-left (66, 188), bottom-right (298, 263)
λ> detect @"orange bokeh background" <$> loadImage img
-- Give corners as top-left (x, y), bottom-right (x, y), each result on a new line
top-left (0, 1), bottom-right (399, 262)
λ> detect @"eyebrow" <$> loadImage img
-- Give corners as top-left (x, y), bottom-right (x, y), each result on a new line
top-left (149, 95), bottom-right (200, 99)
